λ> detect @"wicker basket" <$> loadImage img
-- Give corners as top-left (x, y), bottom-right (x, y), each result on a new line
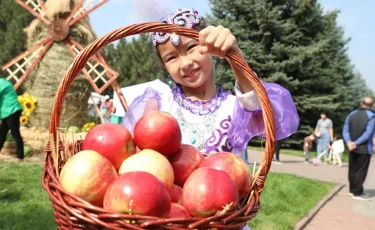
top-left (42, 22), bottom-right (276, 230)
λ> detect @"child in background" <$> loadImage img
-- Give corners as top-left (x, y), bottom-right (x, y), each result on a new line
top-left (328, 134), bottom-right (345, 167)
top-left (303, 133), bottom-right (316, 163)
top-left (100, 96), bottom-right (115, 123)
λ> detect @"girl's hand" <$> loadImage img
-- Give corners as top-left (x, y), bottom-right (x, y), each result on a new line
top-left (198, 25), bottom-right (242, 59)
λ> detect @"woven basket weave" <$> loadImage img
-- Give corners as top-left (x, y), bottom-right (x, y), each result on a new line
top-left (42, 22), bottom-right (276, 230)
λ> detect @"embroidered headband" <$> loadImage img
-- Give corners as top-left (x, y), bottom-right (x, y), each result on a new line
top-left (151, 8), bottom-right (202, 46)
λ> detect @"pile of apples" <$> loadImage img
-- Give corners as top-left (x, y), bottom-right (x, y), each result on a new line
top-left (59, 110), bottom-right (253, 219)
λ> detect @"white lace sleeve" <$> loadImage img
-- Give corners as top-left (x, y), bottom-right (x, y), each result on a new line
top-left (234, 81), bottom-right (261, 111)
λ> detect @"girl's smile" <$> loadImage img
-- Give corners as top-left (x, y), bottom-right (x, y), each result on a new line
top-left (157, 36), bottom-right (214, 91)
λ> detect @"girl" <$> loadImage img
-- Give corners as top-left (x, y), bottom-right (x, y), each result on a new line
top-left (121, 9), bottom-right (299, 228)
top-left (122, 8), bottom-right (299, 157)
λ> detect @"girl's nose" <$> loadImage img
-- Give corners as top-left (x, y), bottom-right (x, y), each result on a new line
top-left (180, 56), bottom-right (193, 71)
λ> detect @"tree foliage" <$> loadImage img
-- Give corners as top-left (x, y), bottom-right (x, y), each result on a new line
top-left (0, 1), bottom-right (33, 66)
top-left (208, 0), bottom-right (361, 147)
top-left (104, 34), bottom-right (168, 88)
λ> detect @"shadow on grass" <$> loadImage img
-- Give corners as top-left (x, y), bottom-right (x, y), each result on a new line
top-left (0, 188), bottom-right (22, 202)
top-left (0, 207), bottom-right (56, 230)
top-left (0, 178), bottom-right (23, 202)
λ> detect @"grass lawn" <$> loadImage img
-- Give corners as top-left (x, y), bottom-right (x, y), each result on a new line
top-left (249, 146), bottom-right (349, 163)
top-left (0, 161), bottom-right (334, 230)
top-left (0, 161), bottom-right (55, 230)
top-left (248, 172), bottom-right (334, 230)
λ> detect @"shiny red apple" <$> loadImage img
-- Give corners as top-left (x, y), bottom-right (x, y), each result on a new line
top-left (103, 171), bottom-right (171, 217)
top-left (167, 203), bottom-right (191, 218)
top-left (118, 149), bottom-right (174, 190)
top-left (168, 144), bottom-right (204, 186)
top-left (134, 110), bottom-right (181, 156)
top-left (59, 150), bottom-right (117, 207)
top-left (199, 152), bottom-right (252, 199)
top-left (82, 123), bottom-right (136, 171)
top-left (169, 184), bottom-right (183, 204)
top-left (182, 167), bottom-right (239, 217)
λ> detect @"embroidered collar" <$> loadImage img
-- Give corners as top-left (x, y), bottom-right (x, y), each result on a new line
top-left (172, 85), bottom-right (232, 115)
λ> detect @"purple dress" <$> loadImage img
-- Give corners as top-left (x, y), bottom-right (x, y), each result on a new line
top-left (121, 82), bottom-right (299, 160)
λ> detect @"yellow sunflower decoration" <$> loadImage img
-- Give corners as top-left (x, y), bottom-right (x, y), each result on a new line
top-left (20, 115), bottom-right (29, 125)
top-left (17, 93), bottom-right (37, 125)
top-left (18, 93), bottom-right (37, 116)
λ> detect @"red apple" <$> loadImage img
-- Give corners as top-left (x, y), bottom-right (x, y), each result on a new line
top-left (119, 149), bottom-right (174, 190)
top-left (182, 167), bottom-right (239, 217)
top-left (199, 152), bottom-right (252, 199)
top-left (104, 171), bottom-right (171, 217)
top-left (169, 184), bottom-right (183, 204)
top-left (59, 150), bottom-right (117, 206)
top-left (167, 203), bottom-right (191, 218)
top-left (82, 123), bottom-right (136, 171)
top-left (168, 144), bottom-right (204, 187)
top-left (134, 110), bottom-right (181, 156)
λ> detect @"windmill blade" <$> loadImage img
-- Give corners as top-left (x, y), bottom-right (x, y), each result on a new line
top-left (15, 0), bottom-right (50, 25)
top-left (67, 0), bottom-right (109, 26)
top-left (1, 37), bottom-right (54, 89)
top-left (64, 37), bottom-right (119, 94)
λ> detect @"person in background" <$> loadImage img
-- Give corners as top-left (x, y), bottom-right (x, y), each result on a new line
top-left (328, 134), bottom-right (345, 167)
top-left (0, 70), bottom-right (24, 162)
top-left (303, 133), bottom-right (316, 163)
top-left (273, 140), bottom-right (282, 164)
top-left (100, 95), bottom-right (115, 123)
top-left (315, 112), bottom-right (333, 163)
top-left (343, 96), bottom-right (375, 201)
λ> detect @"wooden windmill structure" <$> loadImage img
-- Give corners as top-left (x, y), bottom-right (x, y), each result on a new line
top-left (1, 0), bottom-right (128, 129)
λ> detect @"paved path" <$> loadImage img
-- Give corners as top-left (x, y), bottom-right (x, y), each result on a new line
top-left (247, 150), bottom-right (375, 230)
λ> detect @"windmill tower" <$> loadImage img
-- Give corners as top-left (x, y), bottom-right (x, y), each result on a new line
top-left (1, 0), bottom-right (124, 130)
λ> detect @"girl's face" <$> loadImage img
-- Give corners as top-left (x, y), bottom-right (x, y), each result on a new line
top-left (157, 36), bottom-right (213, 89)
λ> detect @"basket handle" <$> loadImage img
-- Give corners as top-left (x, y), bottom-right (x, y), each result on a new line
top-left (49, 22), bottom-right (275, 184)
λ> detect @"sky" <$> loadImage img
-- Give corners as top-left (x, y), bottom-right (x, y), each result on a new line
top-left (89, 0), bottom-right (375, 92)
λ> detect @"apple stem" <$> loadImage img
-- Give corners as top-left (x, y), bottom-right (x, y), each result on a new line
top-left (128, 199), bottom-right (134, 215)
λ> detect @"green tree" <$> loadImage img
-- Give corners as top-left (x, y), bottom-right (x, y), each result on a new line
top-left (104, 34), bottom-right (168, 88)
top-left (347, 70), bottom-right (375, 110)
top-left (0, 1), bottom-right (33, 66)
top-left (208, 0), bottom-right (356, 147)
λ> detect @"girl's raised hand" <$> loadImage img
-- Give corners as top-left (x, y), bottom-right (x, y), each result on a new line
top-left (198, 25), bottom-right (242, 59)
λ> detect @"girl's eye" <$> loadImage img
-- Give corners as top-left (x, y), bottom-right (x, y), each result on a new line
top-left (188, 44), bottom-right (198, 51)
top-left (166, 56), bottom-right (176, 62)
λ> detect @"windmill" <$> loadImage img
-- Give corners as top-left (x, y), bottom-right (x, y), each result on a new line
top-left (1, 0), bottom-right (128, 130)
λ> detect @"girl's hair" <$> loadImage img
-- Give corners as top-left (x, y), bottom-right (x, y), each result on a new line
top-left (153, 16), bottom-right (208, 67)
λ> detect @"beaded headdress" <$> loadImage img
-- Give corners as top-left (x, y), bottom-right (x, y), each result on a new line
top-left (151, 8), bottom-right (202, 46)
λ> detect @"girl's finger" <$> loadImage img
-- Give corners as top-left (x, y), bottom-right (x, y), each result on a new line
top-left (199, 26), bottom-right (213, 47)
top-left (199, 46), bottom-right (208, 54)
top-left (204, 26), bottom-right (223, 54)
top-left (219, 35), bottom-right (237, 58)
top-left (214, 28), bottom-right (231, 58)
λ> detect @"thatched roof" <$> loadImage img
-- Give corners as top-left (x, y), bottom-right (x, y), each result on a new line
top-left (25, 0), bottom-right (97, 47)
top-left (44, 0), bottom-right (77, 20)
